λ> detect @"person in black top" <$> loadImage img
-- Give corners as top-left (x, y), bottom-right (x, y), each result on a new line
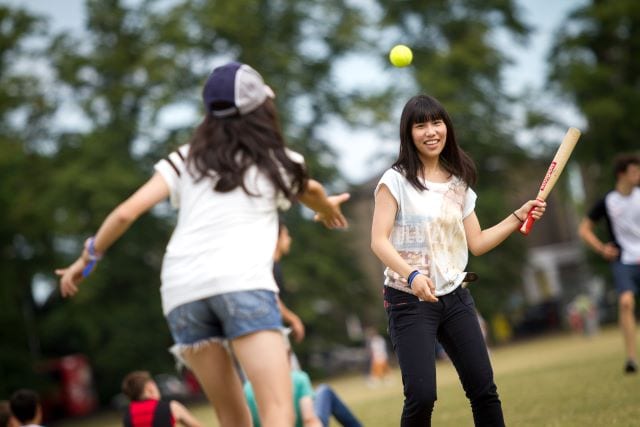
top-left (578, 153), bottom-right (640, 374)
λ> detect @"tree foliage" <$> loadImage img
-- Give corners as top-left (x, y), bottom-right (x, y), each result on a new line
top-left (549, 0), bottom-right (640, 195)
top-left (0, 5), bottom-right (57, 397)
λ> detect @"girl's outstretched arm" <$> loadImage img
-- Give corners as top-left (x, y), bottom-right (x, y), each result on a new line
top-left (299, 179), bottom-right (350, 229)
top-left (56, 172), bottom-right (170, 297)
top-left (464, 199), bottom-right (546, 256)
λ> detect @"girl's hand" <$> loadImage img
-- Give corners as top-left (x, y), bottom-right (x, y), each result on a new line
top-left (55, 258), bottom-right (88, 298)
top-left (514, 199), bottom-right (547, 223)
top-left (411, 275), bottom-right (438, 302)
top-left (314, 192), bottom-right (350, 229)
top-left (288, 314), bottom-right (306, 343)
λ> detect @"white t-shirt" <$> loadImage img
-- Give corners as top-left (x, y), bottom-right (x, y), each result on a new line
top-left (375, 168), bottom-right (477, 296)
top-left (154, 145), bottom-right (303, 314)
top-left (605, 187), bottom-right (640, 264)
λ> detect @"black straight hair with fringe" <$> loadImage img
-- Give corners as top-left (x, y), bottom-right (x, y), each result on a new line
top-left (393, 94), bottom-right (477, 191)
top-left (187, 98), bottom-right (308, 201)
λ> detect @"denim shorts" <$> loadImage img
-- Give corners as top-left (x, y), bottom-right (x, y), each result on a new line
top-left (612, 261), bottom-right (640, 295)
top-left (165, 290), bottom-right (283, 346)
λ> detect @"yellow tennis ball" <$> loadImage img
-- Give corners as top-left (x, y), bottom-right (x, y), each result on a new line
top-left (389, 44), bottom-right (413, 67)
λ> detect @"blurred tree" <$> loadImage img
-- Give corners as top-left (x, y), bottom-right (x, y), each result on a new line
top-left (38, 0), bottom-right (201, 401)
top-left (548, 0), bottom-right (640, 196)
top-left (0, 5), bottom-right (57, 397)
top-left (366, 0), bottom-right (535, 318)
top-left (546, 0), bottom-right (640, 307)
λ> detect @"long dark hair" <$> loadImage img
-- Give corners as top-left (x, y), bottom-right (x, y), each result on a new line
top-left (393, 94), bottom-right (476, 190)
top-left (187, 98), bottom-right (308, 201)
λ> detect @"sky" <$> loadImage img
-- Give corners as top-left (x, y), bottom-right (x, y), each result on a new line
top-left (7, 0), bottom-right (587, 183)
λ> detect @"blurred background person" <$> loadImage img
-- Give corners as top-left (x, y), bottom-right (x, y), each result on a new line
top-left (0, 401), bottom-right (18, 427)
top-left (9, 389), bottom-right (43, 427)
top-left (121, 370), bottom-right (202, 427)
top-left (244, 333), bottom-right (362, 427)
top-left (578, 153), bottom-right (640, 374)
top-left (365, 327), bottom-right (390, 386)
top-left (274, 222), bottom-right (305, 345)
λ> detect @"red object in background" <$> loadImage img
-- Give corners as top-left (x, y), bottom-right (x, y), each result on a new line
top-left (182, 369), bottom-right (201, 396)
top-left (38, 354), bottom-right (98, 421)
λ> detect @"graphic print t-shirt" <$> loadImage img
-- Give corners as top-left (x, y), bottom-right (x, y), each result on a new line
top-left (375, 168), bottom-right (476, 296)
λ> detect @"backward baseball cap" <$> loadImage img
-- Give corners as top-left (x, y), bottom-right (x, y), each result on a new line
top-left (203, 61), bottom-right (275, 118)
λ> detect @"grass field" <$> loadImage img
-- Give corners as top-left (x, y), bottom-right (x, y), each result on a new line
top-left (57, 326), bottom-right (640, 426)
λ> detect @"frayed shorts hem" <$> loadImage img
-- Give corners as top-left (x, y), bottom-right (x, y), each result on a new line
top-left (169, 326), bottom-right (286, 368)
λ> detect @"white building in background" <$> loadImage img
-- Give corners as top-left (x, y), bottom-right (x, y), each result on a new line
top-left (522, 241), bottom-right (587, 305)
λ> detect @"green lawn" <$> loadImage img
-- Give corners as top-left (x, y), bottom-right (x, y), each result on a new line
top-left (57, 326), bottom-right (640, 426)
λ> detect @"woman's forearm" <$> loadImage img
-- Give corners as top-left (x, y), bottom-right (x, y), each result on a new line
top-left (371, 237), bottom-right (413, 279)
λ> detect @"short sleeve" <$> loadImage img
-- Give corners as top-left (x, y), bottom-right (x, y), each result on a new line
top-left (154, 145), bottom-right (189, 209)
top-left (292, 371), bottom-right (314, 399)
top-left (285, 148), bottom-right (305, 166)
top-left (587, 197), bottom-right (607, 222)
top-left (276, 149), bottom-right (306, 211)
top-left (375, 169), bottom-right (401, 204)
top-left (462, 186), bottom-right (477, 219)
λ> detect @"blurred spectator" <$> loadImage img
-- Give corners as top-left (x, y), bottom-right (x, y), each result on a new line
top-left (365, 328), bottom-right (390, 386)
top-left (9, 389), bottom-right (43, 427)
top-left (244, 334), bottom-right (362, 427)
top-left (274, 222), bottom-right (303, 370)
top-left (0, 400), bottom-right (18, 427)
top-left (122, 371), bottom-right (202, 427)
top-left (567, 294), bottom-right (599, 336)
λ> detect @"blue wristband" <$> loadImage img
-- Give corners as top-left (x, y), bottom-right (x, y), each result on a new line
top-left (82, 237), bottom-right (102, 278)
top-left (82, 260), bottom-right (97, 278)
top-left (407, 270), bottom-right (421, 288)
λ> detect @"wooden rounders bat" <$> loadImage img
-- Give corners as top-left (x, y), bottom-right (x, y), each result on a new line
top-left (519, 127), bottom-right (581, 235)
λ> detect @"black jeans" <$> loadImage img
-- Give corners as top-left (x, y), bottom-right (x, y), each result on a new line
top-left (385, 286), bottom-right (505, 427)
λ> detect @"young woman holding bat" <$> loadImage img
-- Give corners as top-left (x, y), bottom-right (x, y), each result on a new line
top-left (371, 94), bottom-right (546, 426)
top-left (56, 62), bottom-right (350, 427)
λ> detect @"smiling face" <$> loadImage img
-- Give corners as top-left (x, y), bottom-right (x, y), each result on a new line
top-left (411, 119), bottom-right (447, 162)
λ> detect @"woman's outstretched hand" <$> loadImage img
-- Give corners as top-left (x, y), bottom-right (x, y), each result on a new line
top-left (55, 257), bottom-right (88, 298)
top-left (314, 192), bottom-right (350, 229)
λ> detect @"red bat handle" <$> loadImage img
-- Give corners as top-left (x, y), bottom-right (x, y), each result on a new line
top-left (519, 208), bottom-right (536, 235)
top-left (519, 197), bottom-right (544, 235)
